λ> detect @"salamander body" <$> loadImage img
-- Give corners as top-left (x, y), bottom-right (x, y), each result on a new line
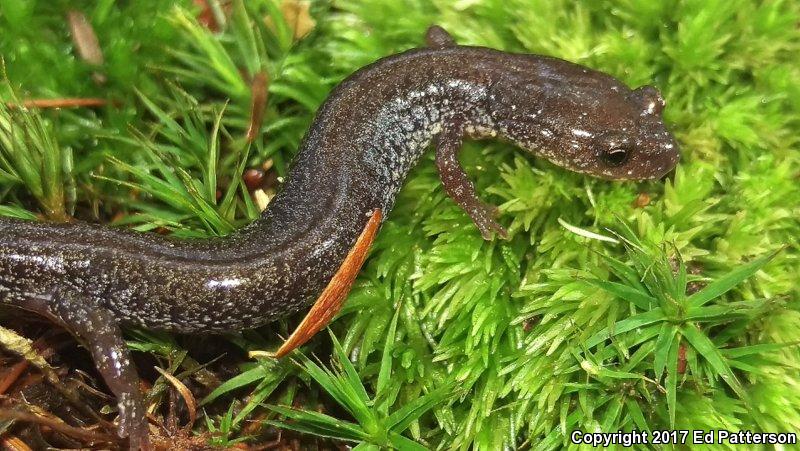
top-left (0, 26), bottom-right (679, 449)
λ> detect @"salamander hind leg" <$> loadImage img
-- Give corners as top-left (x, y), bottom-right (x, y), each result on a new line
top-left (435, 129), bottom-right (508, 240)
top-left (47, 290), bottom-right (151, 450)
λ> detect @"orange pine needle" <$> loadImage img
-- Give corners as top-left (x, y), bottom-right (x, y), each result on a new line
top-left (271, 209), bottom-right (382, 358)
top-left (0, 435), bottom-right (33, 451)
top-left (0, 360), bottom-right (29, 395)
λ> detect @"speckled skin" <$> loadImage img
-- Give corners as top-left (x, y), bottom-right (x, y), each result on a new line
top-left (0, 27), bottom-right (678, 449)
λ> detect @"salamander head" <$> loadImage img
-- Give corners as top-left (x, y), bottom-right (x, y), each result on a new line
top-left (487, 60), bottom-right (680, 180)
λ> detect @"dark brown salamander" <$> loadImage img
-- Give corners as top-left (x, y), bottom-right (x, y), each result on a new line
top-left (0, 26), bottom-right (679, 449)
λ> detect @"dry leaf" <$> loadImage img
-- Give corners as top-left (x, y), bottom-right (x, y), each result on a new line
top-left (67, 10), bottom-right (103, 66)
top-left (265, 0), bottom-right (316, 42)
top-left (253, 188), bottom-right (273, 211)
top-left (194, 0), bottom-right (219, 32)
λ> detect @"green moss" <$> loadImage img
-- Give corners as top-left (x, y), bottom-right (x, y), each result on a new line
top-left (1, 0), bottom-right (798, 449)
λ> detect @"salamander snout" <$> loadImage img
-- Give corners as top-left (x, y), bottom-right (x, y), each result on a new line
top-left (486, 62), bottom-right (680, 181)
top-left (587, 85), bottom-right (679, 181)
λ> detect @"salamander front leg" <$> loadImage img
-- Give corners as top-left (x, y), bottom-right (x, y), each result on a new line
top-left (435, 129), bottom-right (508, 240)
top-left (47, 291), bottom-right (151, 450)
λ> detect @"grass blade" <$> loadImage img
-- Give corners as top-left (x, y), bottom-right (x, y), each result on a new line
top-left (385, 383), bottom-right (454, 433)
top-left (653, 323), bottom-right (679, 381)
top-left (375, 307), bottom-right (400, 412)
top-left (266, 405), bottom-right (366, 442)
top-left (665, 334), bottom-right (680, 428)
top-left (585, 308), bottom-right (667, 348)
top-left (584, 278), bottom-right (657, 310)
top-left (687, 250), bottom-right (780, 308)
top-left (681, 323), bottom-right (747, 400)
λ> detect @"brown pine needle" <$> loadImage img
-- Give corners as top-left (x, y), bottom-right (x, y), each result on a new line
top-left (246, 71), bottom-right (269, 143)
top-left (6, 98), bottom-right (107, 109)
top-left (153, 367), bottom-right (197, 429)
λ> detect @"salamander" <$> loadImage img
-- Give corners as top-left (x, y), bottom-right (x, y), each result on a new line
top-left (0, 26), bottom-right (679, 449)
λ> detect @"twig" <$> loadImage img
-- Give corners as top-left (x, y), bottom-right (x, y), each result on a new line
top-left (0, 327), bottom-right (114, 430)
top-left (0, 409), bottom-right (118, 444)
top-left (0, 434), bottom-right (33, 451)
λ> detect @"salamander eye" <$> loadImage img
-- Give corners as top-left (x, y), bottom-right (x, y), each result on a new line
top-left (601, 147), bottom-right (630, 166)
